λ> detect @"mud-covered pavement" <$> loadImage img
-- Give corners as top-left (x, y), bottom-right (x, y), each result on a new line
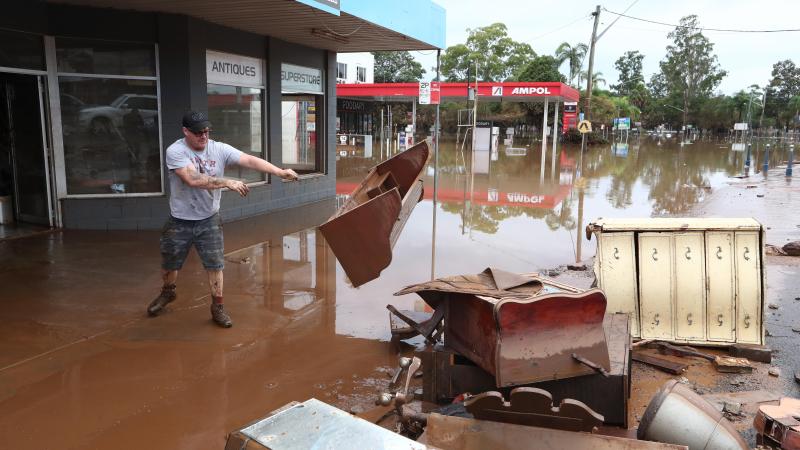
top-left (1, 139), bottom-right (798, 449)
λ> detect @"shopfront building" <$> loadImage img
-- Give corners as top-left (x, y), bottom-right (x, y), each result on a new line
top-left (0, 0), bottom-right (444, 230)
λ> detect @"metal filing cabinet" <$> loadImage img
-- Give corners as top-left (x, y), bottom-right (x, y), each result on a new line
top-left (588, 218), bottom-right (765, 346)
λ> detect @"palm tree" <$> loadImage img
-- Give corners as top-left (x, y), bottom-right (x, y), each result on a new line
top-left (554, 42), bottom-right (588, 87)
top-left (579, 70), bottom-right (606, 89)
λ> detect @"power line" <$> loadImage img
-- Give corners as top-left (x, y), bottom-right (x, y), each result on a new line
top-left (530, 14), bottom-right (593, 41)
top-left (602, 8), bottom-right (800, 33)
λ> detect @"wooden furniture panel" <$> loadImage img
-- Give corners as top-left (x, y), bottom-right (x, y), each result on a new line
top-left (673, 233), bottom-right (707, 340)
top-left (735, 231), bottom-right (762, 344)
top-left (638, 233), bottom-right (674, 340)
top-left (597, 232), bottom-right (639, 337)
top-left (705, 232), bottom-right (735, 342)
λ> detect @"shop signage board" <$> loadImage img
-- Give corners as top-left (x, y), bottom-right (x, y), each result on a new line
top-left (206, 50), bottom-right (264, 88)
top-left (281, 63), bottom-right (324, 94)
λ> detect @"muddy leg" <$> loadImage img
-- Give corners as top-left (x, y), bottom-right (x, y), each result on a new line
top-left (208, 270), bottom-right (231, 327)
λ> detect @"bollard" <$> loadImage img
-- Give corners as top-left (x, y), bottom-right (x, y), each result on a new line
top-left (745, 143), bottom-right (751, 175)
top-left (788, 145), bottom-right (795, 177)
top-left (763, 144), bottom-right (770, 173)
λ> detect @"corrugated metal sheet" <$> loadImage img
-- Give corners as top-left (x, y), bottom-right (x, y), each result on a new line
top-left (49, 0), bottom-right (439, 51)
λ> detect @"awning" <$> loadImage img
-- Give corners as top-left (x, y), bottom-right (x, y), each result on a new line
top-left (49, 0), bottom-right (446, 51)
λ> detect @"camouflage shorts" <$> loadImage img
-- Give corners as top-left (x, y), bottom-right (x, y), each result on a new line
top-left (160, 213), bottom-right (224, 271)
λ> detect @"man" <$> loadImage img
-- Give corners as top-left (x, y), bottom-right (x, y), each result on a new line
top-left (147, 111), bottom-right (298, 327)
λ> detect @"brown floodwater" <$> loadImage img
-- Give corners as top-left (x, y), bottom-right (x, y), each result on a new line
top-left (0, 135), bottom-right (791, 449)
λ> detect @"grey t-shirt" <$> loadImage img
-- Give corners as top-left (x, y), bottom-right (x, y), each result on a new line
top-left (165, 138), bottom-right (242, 220)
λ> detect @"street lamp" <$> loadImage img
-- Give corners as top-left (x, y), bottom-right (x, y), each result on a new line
top-left (663, 104), bottom-right (686, 145)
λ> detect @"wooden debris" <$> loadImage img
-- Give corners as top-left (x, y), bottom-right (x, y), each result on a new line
top-left (729, 343), bottom-right (772, 363)
top-left (654, 342), bottom-right (714, 361)
top-left (713, 356), bottom-right (753, 373)
top-left (632, 352), bottom-right (688, 375)
top-left (463, 387), bottom-right (604, 432)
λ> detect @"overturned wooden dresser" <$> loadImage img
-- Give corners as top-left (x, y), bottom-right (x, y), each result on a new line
top-left (319, 141), bottom-right (429, 287)
top-left (419, 313), bottom-right (632, 427)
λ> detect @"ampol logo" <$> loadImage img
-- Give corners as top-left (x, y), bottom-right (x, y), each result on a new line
top-left (507, 193), bottom-right (544, 204)
top-left (510, 87), bottom-right (551, 95)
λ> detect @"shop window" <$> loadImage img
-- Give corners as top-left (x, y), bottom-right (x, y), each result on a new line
top-left (59, 77), bottom-right (161, 195)
top-left (56, 38), bottom-right (160, 196)
top-left (336, 62), bottom-right (347, 81)
top-left (281, 96), bottom-right (320, 173)
top-left (0, 29), bottom-right (45, 71)
top-left (281, 63), bottom-right (325, 174)
top-left (56, 38), bottom-right (156, 76)
top-left (356, 66), bottom-right (366, 83)
top-left (207, 84), bottom-right (264, 182)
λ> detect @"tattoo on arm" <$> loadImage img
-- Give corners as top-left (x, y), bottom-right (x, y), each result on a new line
top-left (188, 170), bottom-right (228, 189)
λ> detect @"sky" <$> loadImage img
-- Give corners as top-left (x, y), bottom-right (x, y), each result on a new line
top-left (412, 0), bottom-right (800, 94)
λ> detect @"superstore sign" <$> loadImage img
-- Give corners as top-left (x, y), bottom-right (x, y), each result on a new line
top-left (281, 63), bottom-right (324, 94)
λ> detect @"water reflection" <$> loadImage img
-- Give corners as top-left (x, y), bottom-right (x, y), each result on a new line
top-left (289, 134), bottom-right (790, 341)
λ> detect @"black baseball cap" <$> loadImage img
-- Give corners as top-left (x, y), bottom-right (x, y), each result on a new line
top-left (182, 111), bottom-right (212, 132)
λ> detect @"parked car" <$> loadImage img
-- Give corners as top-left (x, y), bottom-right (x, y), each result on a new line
top-left (78, 94), bottom-right (158, 134)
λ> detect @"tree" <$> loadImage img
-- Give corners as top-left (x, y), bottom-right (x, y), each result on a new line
top-left (516, 56), bottom-right (564, 83)
top-left (659, 15), bottom-right (727, 129)
top-left (579, 70), bottom-right (606, 89)
top-left (765, 60), bottom-right (800, 127)
top-left (440, 23), bottom-right (536, 82)
top-left (554, 42), bottom-right (587, 86)
top-left (371, 51), bottom-right (425, 82)
top-left (611, 51), bottom-right (645, 97)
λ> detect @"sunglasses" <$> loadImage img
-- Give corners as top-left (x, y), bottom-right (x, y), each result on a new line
top-left (189, 128), bottom-right (211, 136)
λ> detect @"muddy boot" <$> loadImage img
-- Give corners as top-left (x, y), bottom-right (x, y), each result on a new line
top-left (147, 284), bottom-right (176, 316)
top-left (210, 303), bottom-right (232, 328)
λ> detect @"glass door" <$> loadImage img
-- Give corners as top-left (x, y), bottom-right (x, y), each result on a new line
top-left (1, 73), bottom-right (52, 226)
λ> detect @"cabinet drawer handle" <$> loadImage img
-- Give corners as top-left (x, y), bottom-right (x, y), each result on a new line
top-left (687, 313), bottom-right (693, 326)
top-left (653, 313), bottom-right (660, 326)
top-left (744, 314), bottom-right (751, 328)
top-left (652, 248), bottom-right (658, 261)
top-left (685, 247), bottom-right (692, 260)
top-left (613, 247), bottom-right (620, 260)
top-left (717, 314), bottom-right (724, 326)
top-left (744, 246), bottom-right (751, 261)
top-left (716, 246), bottom-right (723, 260)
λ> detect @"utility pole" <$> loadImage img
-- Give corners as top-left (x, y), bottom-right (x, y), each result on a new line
top-left (584, 5), bottom-right (601, 120)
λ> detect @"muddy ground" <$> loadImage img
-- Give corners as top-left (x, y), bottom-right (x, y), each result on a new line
top-left (0, 146), bottom-right (798, 449)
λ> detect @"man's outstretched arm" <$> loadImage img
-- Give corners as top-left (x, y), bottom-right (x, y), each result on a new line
top-left (237, 154), bottom-right (299, 180)
top-left (174, 164), bottom-right (249, 196)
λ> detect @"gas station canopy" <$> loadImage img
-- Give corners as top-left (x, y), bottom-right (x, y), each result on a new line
top-left (337, 82), bottom-right (580, 103)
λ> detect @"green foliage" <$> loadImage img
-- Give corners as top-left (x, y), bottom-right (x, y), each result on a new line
top-left (658, 16), bottom-right (727, 124)
top-left (562, 128), bottom-right (608, 145)
top-left (554, 42), bottom-right (587, 86)
top-left (372, 51), bottom-right (426, 82)
top-left (517, 56), bottom-right (564, 83)
top-left (611, 51), bottom-right (645, 97)
top-left (765, 60), bottom-right (800, 127)
top-left (440, 23), bottom-right (536, 82)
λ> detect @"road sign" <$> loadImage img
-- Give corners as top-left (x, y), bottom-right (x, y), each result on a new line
top-left (419, 81), bottom-right (431, 104)
top-left (614, 117), bottom-right (630, 131)
top-left (491, 86), bottom-right (503, 96)
top-left (578, 120), bottom-right (592, 134)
